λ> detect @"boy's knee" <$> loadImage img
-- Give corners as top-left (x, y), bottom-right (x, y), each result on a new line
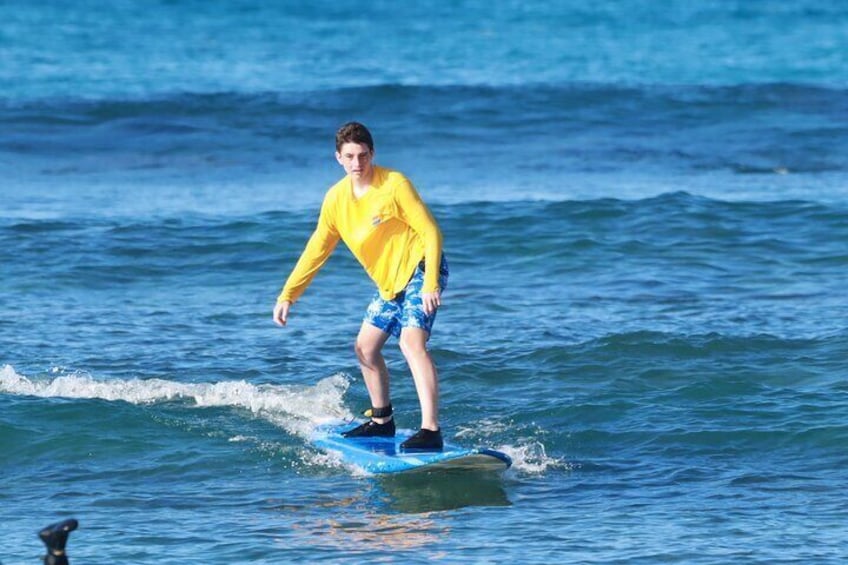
top-left (399, 334), bottom-right (427, 359)
top-left (355, 338), bottom-right (381, 363)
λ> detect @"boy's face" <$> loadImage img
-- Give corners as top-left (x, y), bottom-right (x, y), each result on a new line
top-left (336, 142), bottom-right (374, 183)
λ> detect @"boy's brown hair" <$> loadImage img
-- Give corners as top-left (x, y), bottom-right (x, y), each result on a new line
top-left (335, 122), bottom-right (374, 152)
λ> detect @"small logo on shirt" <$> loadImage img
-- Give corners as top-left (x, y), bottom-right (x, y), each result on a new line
top-left (371, 215), bottom-right (382, 226)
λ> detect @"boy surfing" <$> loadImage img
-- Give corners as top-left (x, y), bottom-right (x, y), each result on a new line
top-left (273, 122), bottom-right (448, 451)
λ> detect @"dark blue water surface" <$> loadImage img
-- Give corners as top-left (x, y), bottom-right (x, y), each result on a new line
top-left (2, 1), bottom-right (848, 563)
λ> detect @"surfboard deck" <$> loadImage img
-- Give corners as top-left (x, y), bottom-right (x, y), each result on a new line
top-left (311, 422), bottom-right (512, 475)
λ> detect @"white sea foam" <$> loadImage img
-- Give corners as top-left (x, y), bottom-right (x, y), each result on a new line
top-left (0, 364), bottom-right (354, 440)
top-left (2, 364), bottom-right (557, 475)
top-left (499, 441), bottom-right (570, 475)
top-left (455, 417), bottom-right (566, 475)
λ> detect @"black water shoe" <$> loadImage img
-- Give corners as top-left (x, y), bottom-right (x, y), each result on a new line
top-left (342, 418), bottom-right (396, 438)
top-left (400, 428), bottom-right (443, 451)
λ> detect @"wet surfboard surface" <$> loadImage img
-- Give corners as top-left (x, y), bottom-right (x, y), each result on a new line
top-left (311, 422), bottom-right (512, 474)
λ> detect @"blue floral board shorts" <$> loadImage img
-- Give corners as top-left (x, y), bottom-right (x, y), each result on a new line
top-left (364, 255), bottom-right (449, 339)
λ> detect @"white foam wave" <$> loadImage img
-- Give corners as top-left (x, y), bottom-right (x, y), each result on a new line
top-left (499, 441), bottom-right (569, 475)
top-left (0, 364), bottom-right (354, 439)
top-left (455, 417), bottom-right (567, 475)
top-left (3, 365), bottom-right (557, 474)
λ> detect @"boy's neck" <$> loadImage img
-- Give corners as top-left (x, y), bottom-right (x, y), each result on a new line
top-left (352, 170), bottom-right (375, 198)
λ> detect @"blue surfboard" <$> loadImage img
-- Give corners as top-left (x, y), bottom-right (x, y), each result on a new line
top-left (311, 422), bottom-right (512, 474)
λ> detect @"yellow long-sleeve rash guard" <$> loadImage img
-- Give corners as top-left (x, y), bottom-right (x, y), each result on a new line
top-left (277, 166), bottom-right (443, 304)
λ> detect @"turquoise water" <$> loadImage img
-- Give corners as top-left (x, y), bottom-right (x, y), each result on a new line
top-left (2, 1), bottom-right (848, 563)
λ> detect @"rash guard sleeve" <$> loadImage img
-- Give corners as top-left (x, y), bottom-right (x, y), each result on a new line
top-left (394, 177), bottom-right (443, 293)
top-left (277, 194), bottom-right (340, 304)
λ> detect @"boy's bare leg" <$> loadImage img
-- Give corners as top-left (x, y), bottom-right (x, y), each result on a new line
top-left (399, 327), bottom-right (439, 431)
top-left (354, 322), bottom-right (392, 423)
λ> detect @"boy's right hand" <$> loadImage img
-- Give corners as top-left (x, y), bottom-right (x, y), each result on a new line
top-left (273, 301), bottom-right (291, 327)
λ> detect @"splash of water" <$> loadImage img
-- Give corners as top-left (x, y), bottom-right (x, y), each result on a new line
top-left (0, 364), bottom-right (353, 439)
top-left (455, 417), bottom-right (566, 475)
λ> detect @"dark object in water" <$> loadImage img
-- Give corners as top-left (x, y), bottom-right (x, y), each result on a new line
top-left (38, 519), bottom-right (78, 565)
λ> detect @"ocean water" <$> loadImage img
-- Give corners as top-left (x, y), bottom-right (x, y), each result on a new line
top-left (2, 1), bottom-right (848, 563)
